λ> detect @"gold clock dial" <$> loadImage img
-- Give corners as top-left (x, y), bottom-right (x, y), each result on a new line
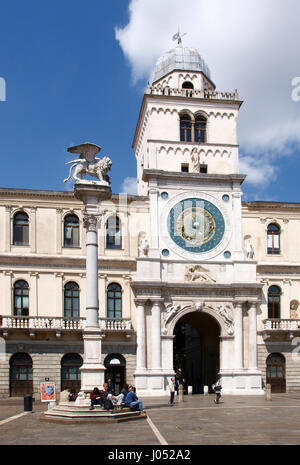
top-left (176, 206), bottom-right (216, 246)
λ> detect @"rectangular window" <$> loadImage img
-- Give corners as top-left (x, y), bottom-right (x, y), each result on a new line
top-left (181, 164), bottom-right (189, 173)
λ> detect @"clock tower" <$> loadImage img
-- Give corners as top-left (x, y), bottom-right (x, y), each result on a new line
top-left (132, 38), bottom-right (263, 396)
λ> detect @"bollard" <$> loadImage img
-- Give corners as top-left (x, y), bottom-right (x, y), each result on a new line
top-left (203, 385), bottom-right (209, 396)
top-left (24, 394), bottom-right (32, 412)
top-left (188, 386), bottom-right (193, 395)
top-left (48, 401), bottom-right (56, 410)
top-left (178, 384), bottom-right (184, 402)
top-left (266, 383), bottom-right (272, 401)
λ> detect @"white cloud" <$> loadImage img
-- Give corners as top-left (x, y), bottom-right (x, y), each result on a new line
top-left (115, 0), bottom-right (300, 189)
top-left (239, 155), bottom-right (277, 187)
top-left (120, 176), bottom-right (137, 195)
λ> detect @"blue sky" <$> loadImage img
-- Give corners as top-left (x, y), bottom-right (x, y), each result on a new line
top-left (0, 0), bottom-right (139, 194)
top-left (1, 0), bottom-right (300, 202)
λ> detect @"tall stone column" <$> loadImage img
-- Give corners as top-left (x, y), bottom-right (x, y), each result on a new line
top-left (74, 183), bottom-right (111, 393)
top-left (234, 301), bottom-right (244, 370)
top-left (135, 299), bottom-right (147, 371)
top-left (151, 299), bottom-right (162, 370)
top-left (248, 302), bottom-right (258, 370)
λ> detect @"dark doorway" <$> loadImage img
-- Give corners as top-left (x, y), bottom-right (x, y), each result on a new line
top-left (61, 353), bottom-right (83, 393)
top-left (104, 354), bottom-right (126, 395)
top-left (266, 353), bottom-right (286, 393)
top-left (10, 353), bottom-right (33, 397)
top-left (173, 312), bottom-right (220, 394)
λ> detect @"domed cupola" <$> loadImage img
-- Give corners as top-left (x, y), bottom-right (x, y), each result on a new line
top-left (153, 45), bottom-right (212, 84)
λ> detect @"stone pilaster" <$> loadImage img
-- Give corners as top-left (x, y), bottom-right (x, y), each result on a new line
top-left (135, 299), bottom-right (147, 371)
top-left (234, 301), bottom-right (244, 370)
top-left (248, 302), bottom-right (258, 370)
top-left (151, 298), bottom-right (163, 370)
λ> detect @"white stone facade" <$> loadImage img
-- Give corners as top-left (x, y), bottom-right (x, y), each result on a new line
top-left (0, 44), bottom-right (299, 398)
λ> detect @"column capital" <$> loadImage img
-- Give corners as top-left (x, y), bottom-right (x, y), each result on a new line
top-left (134, 298), bottom-right (147, 307)
top-left (234, 301), bottom-right (244, 309)
top-left (150, 297), bottom-right (164, 307)
top-left (83, 214), bottom-right (100, 231)
top-left (248, 301), bottom-right (258, 310)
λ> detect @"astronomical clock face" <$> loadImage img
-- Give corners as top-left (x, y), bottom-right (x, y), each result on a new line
top-left (167, 198), bottom-right (225, 253)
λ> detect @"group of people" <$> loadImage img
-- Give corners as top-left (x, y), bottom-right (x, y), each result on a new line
top-left (70, 373), bottom-right (222, 409)
top-left (168, 373), bottom-right (222, 405)
top-left (89, 382), bottom-right (146, 415)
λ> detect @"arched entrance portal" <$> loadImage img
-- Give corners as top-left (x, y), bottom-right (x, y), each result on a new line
top-left (61, 353), bottom-right (83, 393)
top-left (266, 353), bottom-right (286, 393)
top-left (10, 353), bottom-right (33, 397)
top-left (173, 312), bottom-right (220, 394)
top-left (104, 353), bottom-right (126, 395)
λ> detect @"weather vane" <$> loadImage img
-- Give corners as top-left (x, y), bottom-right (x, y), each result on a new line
top-left (172, 28), bottom-right (187, 45)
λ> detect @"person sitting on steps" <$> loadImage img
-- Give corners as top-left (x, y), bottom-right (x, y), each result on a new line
top-left (89, 387), bottom-right (103, 410)
top-left (125, 385), bottom-right (146, 415)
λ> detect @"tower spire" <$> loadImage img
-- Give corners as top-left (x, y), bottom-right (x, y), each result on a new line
top-left (172, 28), bottom-right (187, 45)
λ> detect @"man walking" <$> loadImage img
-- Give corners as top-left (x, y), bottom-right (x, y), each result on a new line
top-left (212, 378), bottom-right (222, 404)
top-left (168, 377), bottom-right (176, 405)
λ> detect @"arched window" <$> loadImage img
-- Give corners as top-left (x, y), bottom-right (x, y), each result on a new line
top-left (13, 212), bottom-right (29, 246)
top-left (180, 114), bottom-right (192, 142)
top-left (106, 216), bottom-right (121, 249)
top-left (14, 280), bottom-right (29, 316)
top-left (268, 285), bottom-right (281, 319)
top-left (64, 282), bottom-right (79, 318)
top-left (64, 214), bottom-right (79, 248)
top-left (267, 223), bottom-right (280, 254)
top-left (182, 81), bottom-right (194, 89)
top-left (107, 283), bottom-right (122, 318)
top-left (194, 115), bottom-right (207, 143)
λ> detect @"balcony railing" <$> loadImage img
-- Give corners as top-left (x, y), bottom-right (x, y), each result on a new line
top-left (0, 316), bottom-right (133, 332)
top-left (263, 319), bottom-right (300, 331)
top-left (146, 84), bottom-right (239, 101)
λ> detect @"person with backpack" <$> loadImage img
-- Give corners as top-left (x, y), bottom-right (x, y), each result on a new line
top-left (102, 383), bottom-right (115, 410)
top-left (212, 378), bottom-right (222, 404)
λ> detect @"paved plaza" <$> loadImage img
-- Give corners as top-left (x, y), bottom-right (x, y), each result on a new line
top-left (0, 393), bottom-right (300, 446)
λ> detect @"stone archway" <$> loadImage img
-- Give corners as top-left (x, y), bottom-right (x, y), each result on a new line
top-left (173, 310), bottom-right (221, 394)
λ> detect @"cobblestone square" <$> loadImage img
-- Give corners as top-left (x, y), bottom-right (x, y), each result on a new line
top-left (1, 393), bottom-right (300, 447)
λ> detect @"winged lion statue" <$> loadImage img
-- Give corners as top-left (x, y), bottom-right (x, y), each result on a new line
top-left (64, 143), bottom-right (112, 185)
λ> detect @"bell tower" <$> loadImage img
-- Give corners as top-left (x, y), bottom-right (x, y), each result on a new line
top-left (133, 38), bottom-right (242, 197)
top-left (132, 36), bottom-right (263, 397)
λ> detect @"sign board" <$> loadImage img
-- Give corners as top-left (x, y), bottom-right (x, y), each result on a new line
top-left (40, 382), bottom-right (56, 402)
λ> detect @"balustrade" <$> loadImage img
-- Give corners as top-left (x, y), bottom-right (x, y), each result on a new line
top-left (263, 319), bottom-right (300, 331)
top-left (146, 84), bottom-right (239, 101)
top-left (0, 316), bottom-right (132, 332)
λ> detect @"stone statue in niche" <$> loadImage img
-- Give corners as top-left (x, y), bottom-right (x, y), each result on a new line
top-left (184, 265), bottom-right (216, 283)
top-left (190, 148), bottom-right (200, 173)
top-left (138, 232), bottom-right (149, 257)
top-left (245, 238), bottom-right (254, 259)
top-left (290, 300), bottom-right (299, 319)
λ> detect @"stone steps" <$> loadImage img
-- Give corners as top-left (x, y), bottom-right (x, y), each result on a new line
top-left (43, 403), bottom-right (145, 422)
